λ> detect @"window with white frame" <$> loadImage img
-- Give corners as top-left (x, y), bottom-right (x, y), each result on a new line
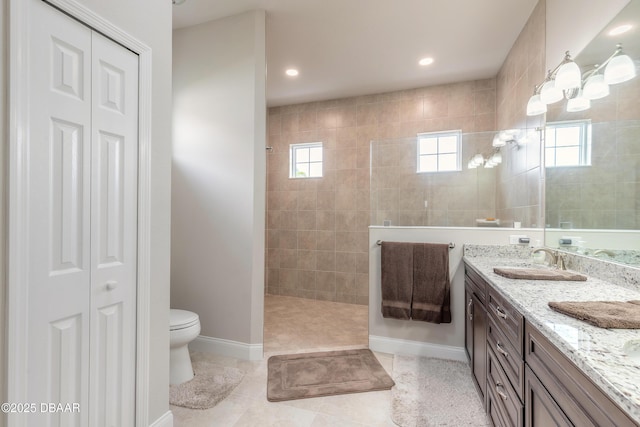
top-left (545, 120), bottom-right (591, 167)
top-left (290, 142), bottom-right (323, 178)
top-left (417, 130), bottom-right (462, 173)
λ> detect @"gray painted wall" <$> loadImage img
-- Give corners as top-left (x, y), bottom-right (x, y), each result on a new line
top-left (171, 11), bottom-right (266, 348)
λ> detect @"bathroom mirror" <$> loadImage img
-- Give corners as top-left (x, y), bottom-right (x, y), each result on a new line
top-left (544, 0), bottom-right (640, 266)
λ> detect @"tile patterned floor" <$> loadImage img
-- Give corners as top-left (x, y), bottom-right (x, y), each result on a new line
top-left (171, 295), bottom-right (397, 426)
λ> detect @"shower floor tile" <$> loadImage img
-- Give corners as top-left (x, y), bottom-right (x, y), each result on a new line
top-left (263, 294), bottom-right (369, 355)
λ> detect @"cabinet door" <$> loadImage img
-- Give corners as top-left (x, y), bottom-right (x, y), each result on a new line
top-left (472, 292), bottom-right (487, 399)
top-left (525, 366), bottom-right (572, 427)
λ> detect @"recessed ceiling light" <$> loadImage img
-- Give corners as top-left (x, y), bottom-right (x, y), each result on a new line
top-left (609, 24), bottom-right (633, 36)
top-left (418, 57), bottom-right (434, 66)
top-left (285, 69), bottom-right (299, 77)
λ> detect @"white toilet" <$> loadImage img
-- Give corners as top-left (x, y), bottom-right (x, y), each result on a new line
top-left (169, 309), bottom-right (201, 385)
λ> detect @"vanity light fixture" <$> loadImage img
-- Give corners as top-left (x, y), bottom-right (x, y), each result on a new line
top-left (526, 94), bottom-right (547, 116)
top-left (565, 89), bottom-right (591, 112)
top-left (530, 52), bottom-right (581, 110)
top-left (539, 79), bottom-right (564, 104)
top-left (526, 44), bottom-right (637, 116)
top-left (604, 48), bottom-right (636, 84)
top-left (492, 129), bottom-right (521, 148)
top-left (582, 73), bottom-right (609, 99)
top-left (467, 150), bottom-right (503, 169)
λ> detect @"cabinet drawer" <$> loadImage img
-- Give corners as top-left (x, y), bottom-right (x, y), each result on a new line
top-left (525, 321), bottom-right (638, 427)
top-left (465, 265), bottom-right (487, 304)
top-left (487, 316), bottom-right (524, 401)
top-left (487, 286), bottom-right (523, 356)
top-left (487, 346), bottom-right (524, 427)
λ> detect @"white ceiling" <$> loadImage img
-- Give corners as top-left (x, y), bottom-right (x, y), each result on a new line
top-left (173, 0), bottom-right (539, 107)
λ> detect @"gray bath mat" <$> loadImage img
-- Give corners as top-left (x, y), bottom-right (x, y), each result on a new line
top-left (267, 348), bottom-right (394, 401)
top-left (392, 354), bottom-right (489, 426)
top-left (169, 358), bottom-right (244, 409)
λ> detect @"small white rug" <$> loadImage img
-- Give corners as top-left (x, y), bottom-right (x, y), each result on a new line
top-left (391, 354), bottom-right (489, 427)
top-left (169, 358), bottom-right (244, 410)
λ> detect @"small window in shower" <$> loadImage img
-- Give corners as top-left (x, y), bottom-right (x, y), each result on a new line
top-left (290, 142), bottom-right (323, 178)
top-left (417, 130), bottom-right (461, 173)
top-left (545, 120), bottom-right (591, 167)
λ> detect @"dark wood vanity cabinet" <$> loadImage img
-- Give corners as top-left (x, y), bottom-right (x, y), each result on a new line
top-left (465, 267), bottom-right (487, 400)
top-left (464, 262), bottom-right (639, 427)
top-left (525, 321), bottom-right (638, 427)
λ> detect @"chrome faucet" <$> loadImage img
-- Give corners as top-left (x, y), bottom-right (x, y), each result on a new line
top-left (532, 248), bottom-right (566, 270)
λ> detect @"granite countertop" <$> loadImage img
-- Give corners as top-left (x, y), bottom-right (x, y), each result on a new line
top-left (463, 254), bottom-right (640, 424)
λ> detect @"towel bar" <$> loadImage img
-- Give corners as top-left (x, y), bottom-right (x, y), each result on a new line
top-left (376, 240), bottom-right (455, 249)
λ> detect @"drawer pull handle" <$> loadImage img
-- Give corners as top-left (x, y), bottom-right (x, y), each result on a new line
top-left (467, 299), bottom-right (473, 320)
top-left (495, 306), bottom-right (508, 319)
top-left (496, 342), bottom-right (509, 358)
top-left (495, 382), bottom-right (508, 401)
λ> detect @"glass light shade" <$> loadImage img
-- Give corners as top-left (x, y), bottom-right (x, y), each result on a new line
top-left (583, 74), bottom-right (610, 99)
top-left (539, 80), bottom-right (563, 104)
top-left (472, 154), bottom-right (484, 166)
top-left (484, 162), bottom-right (495, 168)
top-left (526, 94), bottom-right (547, 116)
top-left (491, 152), bottom-right (502, 164)
top-left (566, 90), bottom-right (591, 112)
top-left (492, 134), bottom-right (505, 147)
top-left (604, 54), bottom-right (636, 84)
top-left (555, 61), bottom-right (582, 90)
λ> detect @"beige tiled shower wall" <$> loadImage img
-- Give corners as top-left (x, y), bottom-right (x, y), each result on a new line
top-left (370, 131), bottom-right (498, 227)
top-left (266, 80), bottom-right (497, 304)
top-left (495, 0), bottom-right (546, 228)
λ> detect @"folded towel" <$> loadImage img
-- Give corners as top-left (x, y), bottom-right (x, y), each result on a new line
top-left (412, 243), bottom-right (451, 324)
top-left (548, 300), bottom-right (640, 329)
top-left (494, 267), bottom-right (586, 281)
top-left (381, 242), bottom-right (413, 320)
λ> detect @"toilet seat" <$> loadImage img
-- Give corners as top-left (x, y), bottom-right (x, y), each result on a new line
top-left (170, 309), bottom-right (199, 331)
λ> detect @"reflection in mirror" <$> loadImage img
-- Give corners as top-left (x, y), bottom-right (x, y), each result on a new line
top-left (544, 0), bottom-right (640, 266)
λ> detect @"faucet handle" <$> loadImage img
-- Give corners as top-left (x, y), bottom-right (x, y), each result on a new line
top-left (556, 254), bottom-right (566, 270)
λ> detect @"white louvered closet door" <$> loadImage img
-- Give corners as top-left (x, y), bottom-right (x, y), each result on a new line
top-left (26, 1), bottom-right (139, 426)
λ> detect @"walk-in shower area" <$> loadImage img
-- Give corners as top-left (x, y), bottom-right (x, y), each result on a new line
top-left (370, 129), bottom-right (543, 228)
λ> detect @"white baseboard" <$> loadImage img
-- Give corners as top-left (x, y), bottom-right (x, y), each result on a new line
top-left (149, 410), bottom-right (173, 427)
top-left (190, 335), bottom-right (263, 361)
top-left (369, 335), bottom-right (467, 361)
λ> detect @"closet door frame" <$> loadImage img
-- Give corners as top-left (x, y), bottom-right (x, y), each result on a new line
top-left (7, 0), bottom-right (153, 426)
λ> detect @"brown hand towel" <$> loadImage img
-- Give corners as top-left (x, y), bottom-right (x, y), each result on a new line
top-left (381, 242), bottom-right (413, 320)
top-left (548, 300), bottom-right (640, 329)
top-left (494, 267), bottom-right (587, 281)
top-left (411, 243), bottom-right (451, 324)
